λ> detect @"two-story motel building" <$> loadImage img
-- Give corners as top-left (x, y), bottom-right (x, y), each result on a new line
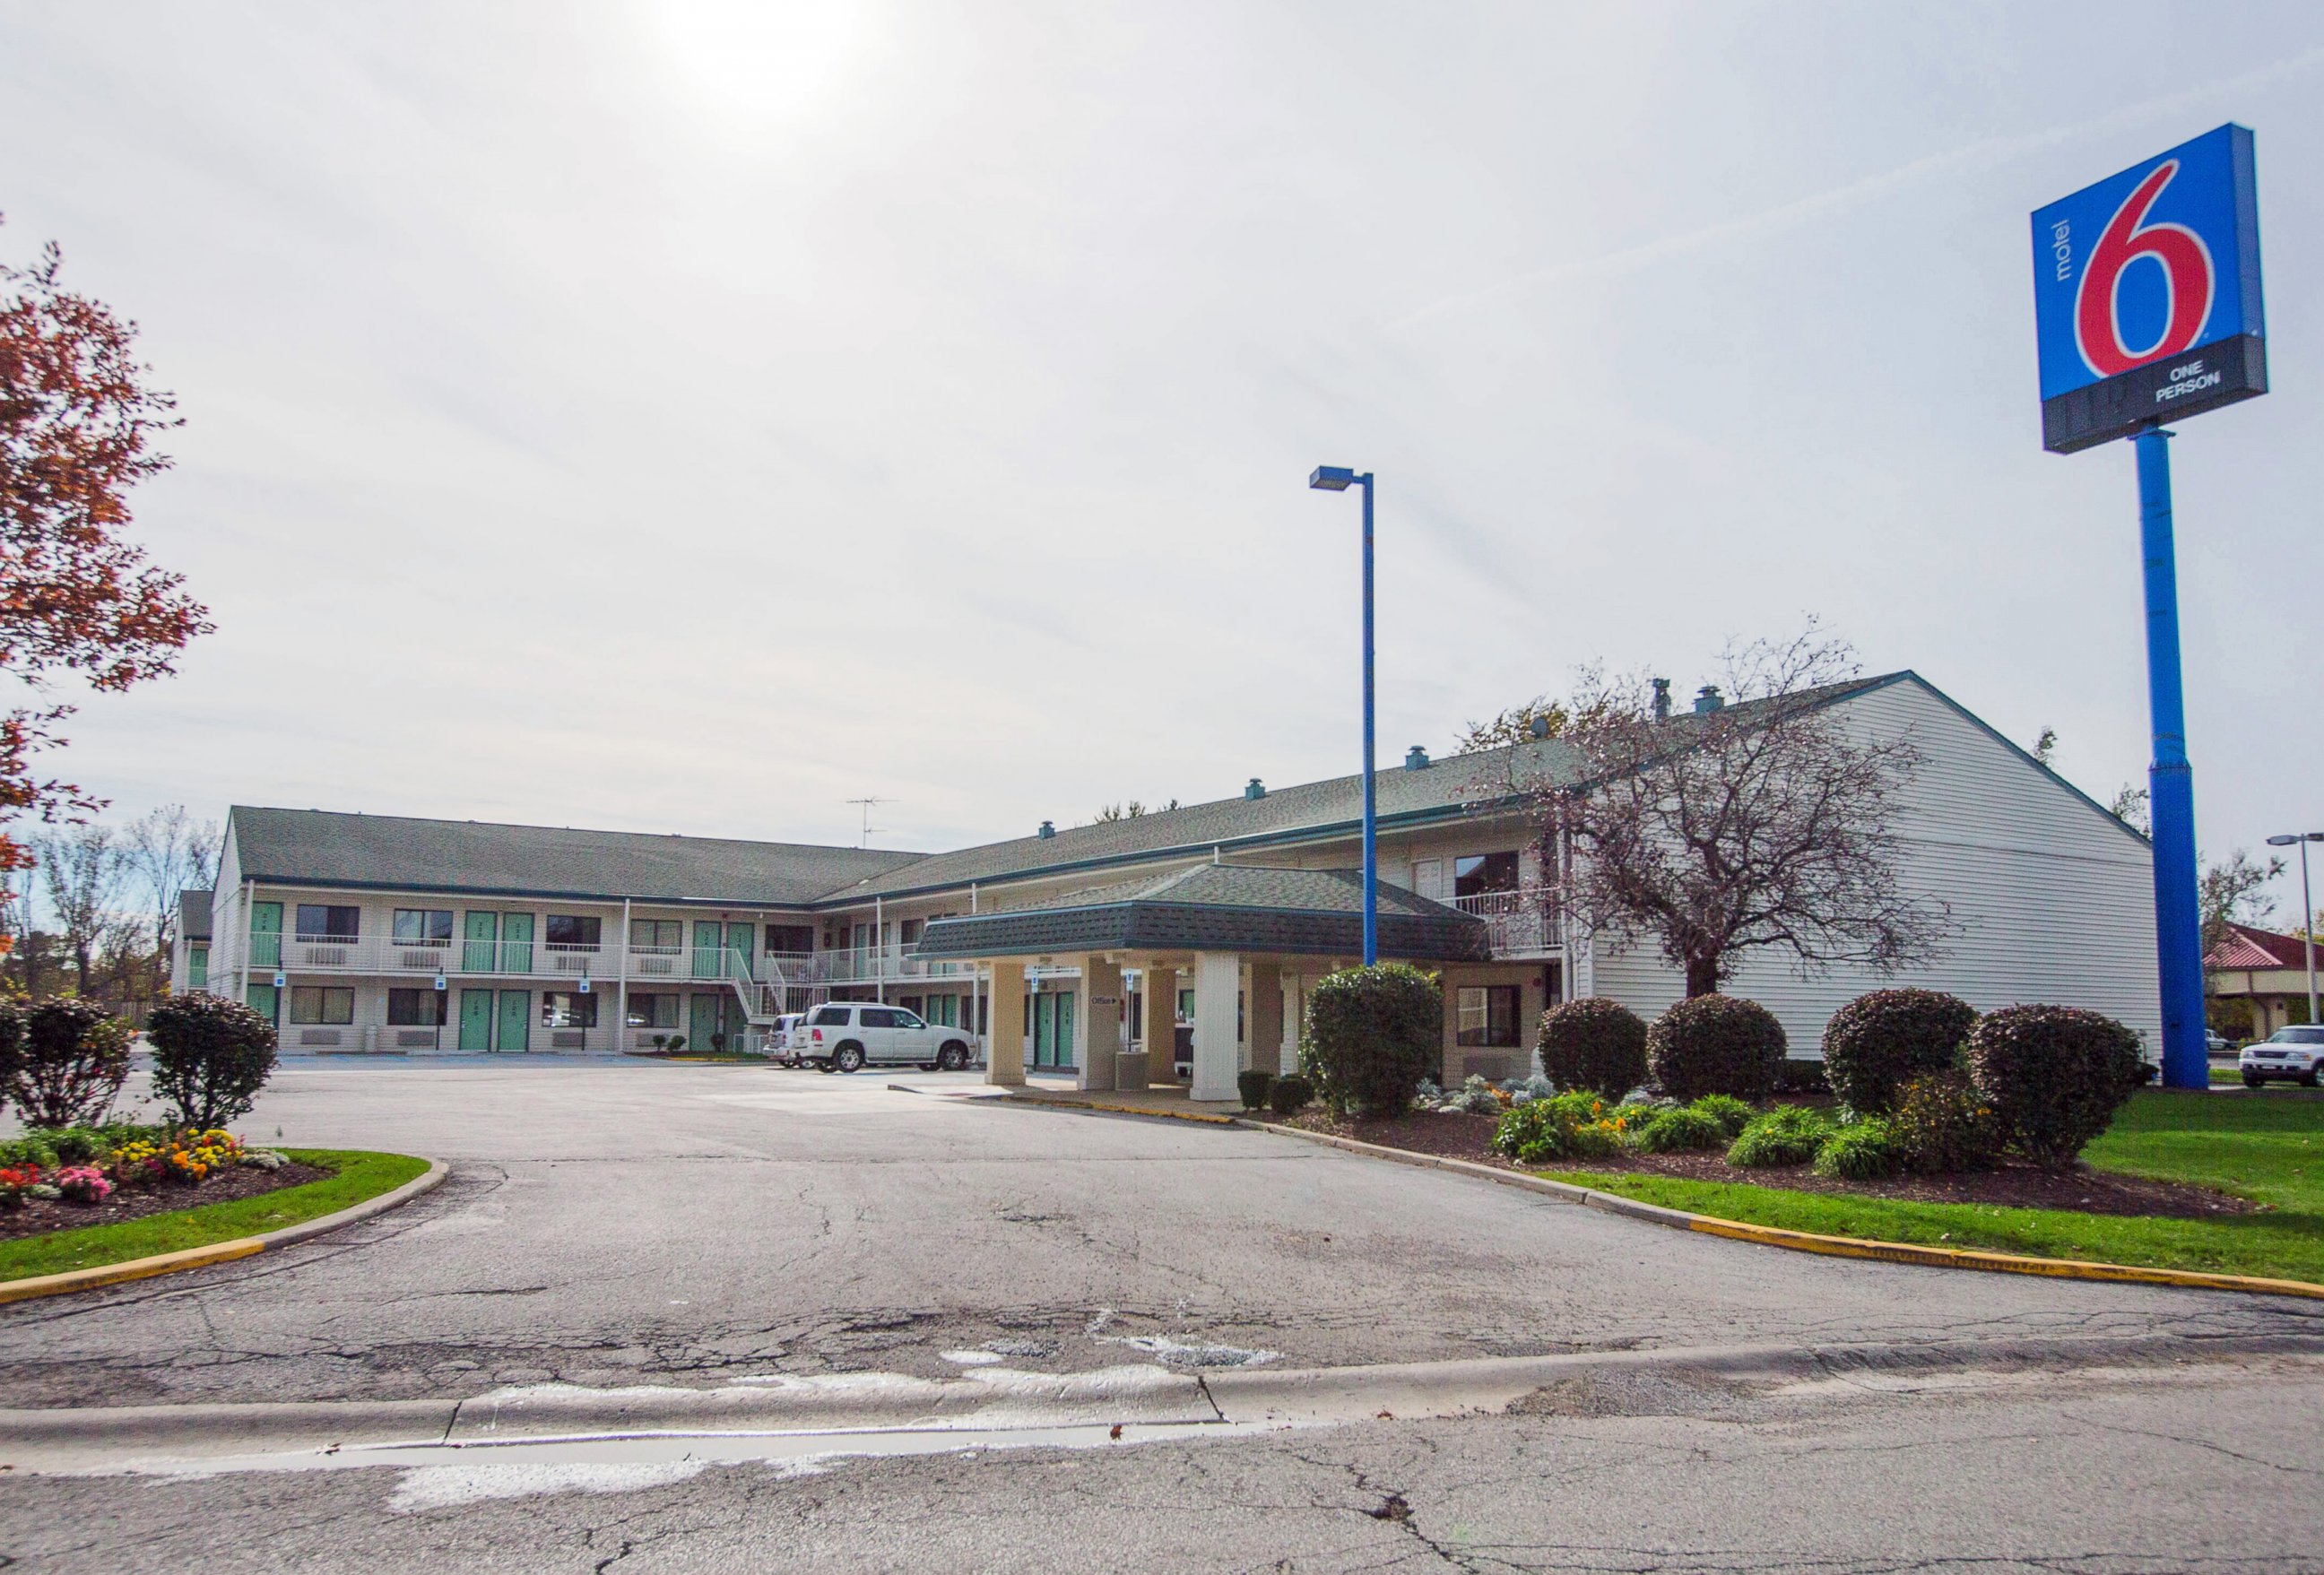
top-left (175, 671), bottom-right (2163, 1102)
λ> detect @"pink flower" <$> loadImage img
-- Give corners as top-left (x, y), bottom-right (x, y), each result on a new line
top-left (57, 1165), bottom-right (112, 1204)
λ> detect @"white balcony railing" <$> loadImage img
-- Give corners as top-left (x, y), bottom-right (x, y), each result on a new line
top-left (1450, 886), bottom-right (1565, 956)
top-left (249, 932), bottom-right (983, 995)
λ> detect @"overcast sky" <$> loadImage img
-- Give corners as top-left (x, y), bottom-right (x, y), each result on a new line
top-left (4, 2), bottom-right (2321, 913)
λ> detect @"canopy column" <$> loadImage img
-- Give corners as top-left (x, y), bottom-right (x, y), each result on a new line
top-left (984, 961), bottom-right (1026, 1086)
top-left (1247, 959), bottom-right (1285, 1077)
top-left (1191, 951), bottom-right (1241, 1102)
top-left (1075, 956), bottom-right (1122, 1093)
top-left (1140, 964), bottom-right (1177, 1088)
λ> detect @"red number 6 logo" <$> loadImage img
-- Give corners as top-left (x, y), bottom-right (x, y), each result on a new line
top-left (2074, 160), bottom-right (2215, 377)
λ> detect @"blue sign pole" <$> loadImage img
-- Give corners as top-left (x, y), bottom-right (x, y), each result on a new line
top-left (2134, 425), bottom-right (2208, 1090)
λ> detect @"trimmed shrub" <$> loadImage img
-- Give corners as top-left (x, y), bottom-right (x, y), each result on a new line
top-left (1964, 1005), bottom-right (2145, 1171)
top-left (1634, 1104), bottom-right (1729, 1154)
top-left (1688, 1094), bottom-right (1756, 1139)
top-left (1537, 998), bottom-right (1649, 1099)
top-left (1888, 1070), bottom-right (2004, 1175)
top-left (1300, 964), bottom-right (1441, 1119)
top-left (1646, 995), bottom-right (1786, 1103)
top-left (1813, 1119), bottom-right (1903, 1180)
top-left (1491, 1090), bottom-right (1627, 1164)
top-left (1821, 988), bottom-right (1977, 1116)
top-left (5, 1001), bottom-right (132, 1129)
top-left (1772, 1058), bottom-right (1831, 1095)
top-left (1237, 1069), bottom-right (1274, 1112)
top-left (1727, 1104), bottom-right (1831, 1168)
top-left (147, 993), bottom-right (280, 1130)
top-left (1268, 1074), bottom-right (1314, 1117)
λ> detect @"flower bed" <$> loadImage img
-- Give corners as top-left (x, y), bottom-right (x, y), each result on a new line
top-left (1266, 1098), bottom-right (2250, 1220)
top-left (0, 1124), bottom-right (320, 1244)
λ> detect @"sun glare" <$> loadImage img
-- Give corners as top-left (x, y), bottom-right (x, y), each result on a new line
top-left (644, 0), bottom-right (872, 130)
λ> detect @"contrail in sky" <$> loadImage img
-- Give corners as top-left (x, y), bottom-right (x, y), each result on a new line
top-left (1388, 45), bottom-right (2324, 333)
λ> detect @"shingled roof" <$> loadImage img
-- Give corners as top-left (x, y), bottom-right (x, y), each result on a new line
top-left (915, 864), bottom-right (1489, 962)
top-left (833, 672), bottom-right (1910, 902)
top-left (228, 808), bottom-right (927, 908)
top-left (181, 889), bottom-right (212, 940)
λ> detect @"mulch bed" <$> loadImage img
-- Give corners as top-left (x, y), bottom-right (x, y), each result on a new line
top-left (1270, 1109), bottom-right (2254, 1221)
top-left (0, 1161), bottom-right (330, 1246)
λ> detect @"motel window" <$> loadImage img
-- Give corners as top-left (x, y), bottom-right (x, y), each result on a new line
top-left (900, 919), bottom-right (922, 944)
top-left (1452, 852), bottom-right (1521, 900)
top-left (386, 988), bottom-right (447, 1026)
top-left (294, 904), bottom-right (360, 941)
top-left (393, 909), bottom-right (454, 946)
top-left (764, 923), bottom-right (813, 955)
top-left (290, 986), bottom-right (355, 1025)
top-left (626, 992), bottom-right (680, 1029)
top-left (540, 991), bottom-right (599, 1029)
top-left (188, 946), bottom-right (209, 990)
top-left (1177, 988), bottom-right (1194, 1025)
top-left (545, 914), bottom-right (603, 949)
top-left (630, 919), bottom-right (683, 951)
top-left (899, 995), bottom-right (924, 1017)
top-left (1456, 985), bottom-right (1520, 1048)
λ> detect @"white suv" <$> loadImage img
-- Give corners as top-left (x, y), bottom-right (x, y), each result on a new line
top-left (793, 1003), bottom-right (976, 1073)
top-left (2239, 1025), bottom-right (2324, 1087)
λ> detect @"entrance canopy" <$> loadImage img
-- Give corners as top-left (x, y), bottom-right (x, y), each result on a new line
top-left (915, 864), bottom-right (1487, 964)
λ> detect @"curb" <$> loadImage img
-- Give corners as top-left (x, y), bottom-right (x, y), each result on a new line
top-left (984, 1095), bottom-right (2324, 1303)
top-left (1227, 1116), bottom-right (2324, 1302)
top-left (997, 1092), bottom-right (1243, 1125)
top-left (0, 1157), bottom-right (447, 1308)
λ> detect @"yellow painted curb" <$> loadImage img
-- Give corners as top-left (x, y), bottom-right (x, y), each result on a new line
top-left (0, 1156), bottom-right (446, 1307)
top-left (0, 1238), bottom-right (265, 1306)
top-left (1680, 1214), bottom-right (2324, 1300)
top-left (999, 1094), bottom-right (1243, 1125)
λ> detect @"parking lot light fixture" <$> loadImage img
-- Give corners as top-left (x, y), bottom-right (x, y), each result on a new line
top-left (1309, 463), bottom-right (1378, 966)
top-left (2265, 832), bottom-right (2323, 1028)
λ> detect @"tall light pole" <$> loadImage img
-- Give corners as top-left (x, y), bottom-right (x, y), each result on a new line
top-left (1309, 464), bottom-right (1378, 966)
top-left (2265, 831), bottom-right (2322, 1028)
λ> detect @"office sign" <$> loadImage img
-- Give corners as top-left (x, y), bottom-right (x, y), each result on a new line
top-left (2032, 124), bottom-right (2265, 453)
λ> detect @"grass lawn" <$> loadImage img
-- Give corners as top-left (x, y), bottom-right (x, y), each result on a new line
top-left (0, 1149), bottom-right (429, 1283)
top-left (1547, 1090), bottom-right (2324, 1285)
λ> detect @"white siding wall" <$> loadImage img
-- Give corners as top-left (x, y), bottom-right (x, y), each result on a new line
top-left (1587, 678), bottom-right (2161, 1055)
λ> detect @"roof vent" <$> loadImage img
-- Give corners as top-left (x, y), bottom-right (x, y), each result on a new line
top-left (1693, 685), bottom-right (1724, 714)
top-left (1037, 819), bottom-right (1055, 839)
top-left (1404, 745), bottom-right (1431, 770)
top-left (1244, 777), bottom-right (1266, 800)
top-left (1652, 678), bottom-right (1672, 723)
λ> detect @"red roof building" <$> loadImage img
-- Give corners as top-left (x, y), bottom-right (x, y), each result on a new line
top-left (2207, 922), bottom-right (2320, 1039)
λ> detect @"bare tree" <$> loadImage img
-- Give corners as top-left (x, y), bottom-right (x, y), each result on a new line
top-left (124, 803), bottom-right (219, 955)
top-left (36, 824), bottom-right (123, 996)
top-left (1538, 629), bottom-right (1954, 999)
top-left (2199, 848), bottom-right (2284, 957)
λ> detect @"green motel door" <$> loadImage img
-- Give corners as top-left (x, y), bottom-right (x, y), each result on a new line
top-left (1032, 991), bottom-right (1075, 1069)
top-left (246, 982), bottom-right (279, 1026)
top-left (726, 922), bottom-right (754, 981)
top-left (496, 991), bottom-right (530, 1052)
top-left (689, 992), bottom-right (722, 1051)
top-left (500, 913), bottom-right (534, 973)
top-left (463, 912), bottom-right (498, 973)
top-left (458, 989), bottom-right (495, 1051)
top-left (248, 901), bottom-right (282, 970)
top-left (692, 921), bottom-right (726, 979)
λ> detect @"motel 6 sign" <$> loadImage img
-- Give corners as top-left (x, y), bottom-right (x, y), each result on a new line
top-left (2032, 124), bottom-right (2266, 453)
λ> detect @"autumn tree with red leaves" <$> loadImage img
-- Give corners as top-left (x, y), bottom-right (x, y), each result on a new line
top-left (0, 218), bottom-right (209, 881)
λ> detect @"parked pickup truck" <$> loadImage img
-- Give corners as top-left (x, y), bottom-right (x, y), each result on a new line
top-left (791, 1003), bottom-right (976, 1072)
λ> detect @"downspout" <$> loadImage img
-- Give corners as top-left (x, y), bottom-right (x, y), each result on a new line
top-left (874, 895), bottom-right (884, 1004)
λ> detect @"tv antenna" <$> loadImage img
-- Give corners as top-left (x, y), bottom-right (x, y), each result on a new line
top-left (845, 795), bottom-right (890, 847)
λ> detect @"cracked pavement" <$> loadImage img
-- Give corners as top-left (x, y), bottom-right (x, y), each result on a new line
top-left (2, 1060), bottom-right (2320, 1570)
